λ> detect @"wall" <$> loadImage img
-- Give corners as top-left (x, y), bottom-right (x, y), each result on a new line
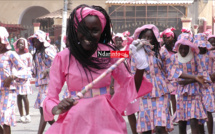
top-left (198, 0), bottom-right (213, 26)
top-left (0, 0), bottom-right (63, 24)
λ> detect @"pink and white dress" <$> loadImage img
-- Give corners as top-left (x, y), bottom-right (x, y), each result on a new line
top-left (0, 51), bottom-right (30, 126)
top-left (43, 44), bottom-right (152, 134)
top-left (132, 45), bottom-right (174, 133)
top-left (168, 54), bottom-right (208, 124)
top-left (16, 53), bottom-right (33, 95)
top-left (32, 45), bottom-right (57, 108)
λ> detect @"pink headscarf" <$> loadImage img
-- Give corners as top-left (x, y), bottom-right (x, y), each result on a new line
top-left (28, 30), bottom-right (50, 47)
top-left (133, 24), bottom-right (160, 42)
top-left (181, 28), bottom-right (190, 33)
top-left (13, 38), bottom-right (29, 53)
top-left (174, 33), bottom-right (199, 54)
top-left (193, 33), bottom-right (212, 50)
top-left (0, 26), bottom-right (11, 50)
top-left (75, 7), bottom-right (106, 32)
top-left (112, 33), bottom-right (127, 47)
top-left (160, 27), bottom-right (175, 38)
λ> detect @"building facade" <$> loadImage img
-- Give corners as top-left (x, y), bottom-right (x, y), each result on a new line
top-left (0, 0), bottom-right (214, 42)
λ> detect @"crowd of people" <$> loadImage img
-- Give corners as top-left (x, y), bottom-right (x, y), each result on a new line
top-left (1, 3), bottom-right (215, 134)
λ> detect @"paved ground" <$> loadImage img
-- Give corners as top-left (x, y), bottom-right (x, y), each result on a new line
top-left (11, 84), bottom-right (214, 134)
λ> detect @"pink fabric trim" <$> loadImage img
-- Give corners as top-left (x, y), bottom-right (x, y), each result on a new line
top-left (28, 30), bottom-right (50, 47)
top-left (133, 24), bottom-right (160, 42)
top-left (76, 7), bottom-right (106, 32)
top-left (174, 39), bottom-right (199, 54)
top-left (181, 28), bottom-right (190, 33)
top-left (207, 35), bottom-right (215, 40)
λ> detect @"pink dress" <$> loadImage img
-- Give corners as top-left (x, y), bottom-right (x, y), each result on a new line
top-left (131, 45), bottom-right (174, 132)
top-left (168, 54), bottom-right (208, 124)
top-left (161, 46), bottom-right (177, 95)
top-left (16, 53), bottom-right (33, 95)
top-left (43, 44), bottom-right (152, 134)
top-left (0, 51), bottom-right (30, 126)
top-left (198, 51), bottom-right (215, 112)
top-left (32, 45), bottom-right (57, 108)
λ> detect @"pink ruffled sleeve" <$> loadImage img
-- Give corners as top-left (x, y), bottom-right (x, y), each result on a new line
top-left (110, 58), bottom-right (152, 114)
top-left (43, 54), bottom-right (66, 121)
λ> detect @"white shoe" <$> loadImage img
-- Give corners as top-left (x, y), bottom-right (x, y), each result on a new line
top-left (25, 115), bottom-right (31, 123)
top-left (18, 116), bottom-right (25, 123)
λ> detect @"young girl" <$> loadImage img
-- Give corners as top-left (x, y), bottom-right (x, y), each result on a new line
top-left (208, 35), bottom-right (215, 49)
top-left (160, 27), bottom-right (177, 116)
top-left (169, 33), bottom-right (208, 134)
top-left (112, 32), bottom-right (138, 134)
top-left (131, 25), bottom-right (206, 134)
top-left (0, 26), bottom-right (30, 134)
top-left (42, 4), bottom-right (152, 134)
top-left (13, 38), bottom-right (33, 123)
top-left (194, 33), bottom-right (215, 134)
top-left (28, 30), bottom-right (57, 134)
top-left (130, 24), bottom-right (174, 134)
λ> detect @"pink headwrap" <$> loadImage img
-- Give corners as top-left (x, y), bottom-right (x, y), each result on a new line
top-left (113, 33), bottom-right (127, 47)
top-left (13, 38), bottom-right (29, 53)
top-left (160, 27), bottom-right (175, 38)
top-left (28, 30), bottom-right (50, 47)
top-left (181, 28), bottom-right (191, 34)
top-left (133, 24), bottom-right (160, 42)
top-left (174, 33), bottom-right (199, 54)
top-left (0, 26), bottom-right (11, 50)
top-left (76, 7), bottom-right (106, 32)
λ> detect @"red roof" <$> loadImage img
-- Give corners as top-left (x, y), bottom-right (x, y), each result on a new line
top-left (0, 22), bottom-right (26, 32)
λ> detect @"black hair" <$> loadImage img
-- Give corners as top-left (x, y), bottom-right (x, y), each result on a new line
top-left (67, 4), bottom-right (130, 82)
top-left (138, 29), bottom-right (166, 75)
top-left (32, 40), bottom-right (46, 76)
top-left (162, 32), bottom-right (177, 53)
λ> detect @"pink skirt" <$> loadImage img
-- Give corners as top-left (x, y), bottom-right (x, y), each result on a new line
top-left (202, 92), bottom-right (215, 112)
top-left (0, 90), bottom-right (17, 126)
top-left (172, 95), bottom-right (207, 124)
top-left (45, 95), bottom-right (127, 134)
top-left (34, 85), bottom-right (48, 109)
top-left (136, 94), bottom-right (173, 133)
top-left (17, 84), bottom-right (33, 95)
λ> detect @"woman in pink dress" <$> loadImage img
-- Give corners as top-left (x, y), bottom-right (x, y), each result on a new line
top-left (168, 33), bottom-right (208, 134)
top-left (28, 30), bottom-right (57, 134)
top-left (13, 38), bottom-right (33, 123)
top-left (160, 28), bottom-right (177, 116)
top-left (131, 25), bottom-right (207, 134)
top-left (0, 27), bottom-right (30, 134)
top-left (112, 32), bottom-right (138, 134)
top-left (43, 4), bottom-right (152, 134)
top-left (194, 33), bottom-right (215, 134)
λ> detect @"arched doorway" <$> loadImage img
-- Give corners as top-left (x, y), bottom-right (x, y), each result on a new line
top-left (19, 6), bottom-right (50, 37)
